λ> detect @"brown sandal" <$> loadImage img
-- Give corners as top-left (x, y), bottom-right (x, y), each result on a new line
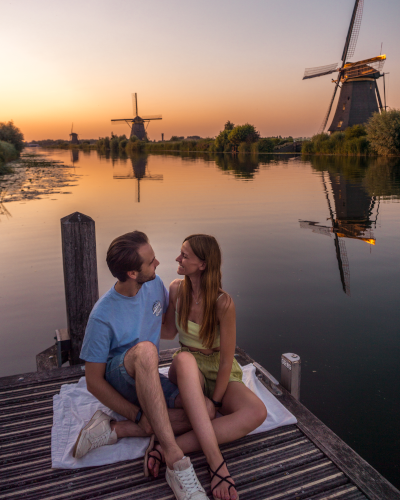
top-left (143, 435), bottom-right (163, 477)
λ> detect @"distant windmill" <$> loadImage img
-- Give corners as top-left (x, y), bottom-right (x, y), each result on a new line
top-left (300, 170), bottom-right (378, 296)
top-left (69, 123), bottom-right (79, 144)
top-left (303, 0), bottom-right (387, 133)
top-left (111, 93), bottom-right (162, 141)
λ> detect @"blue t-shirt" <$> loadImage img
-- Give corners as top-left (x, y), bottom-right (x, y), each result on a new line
top-left (80, 275), bottom-right (168, 363)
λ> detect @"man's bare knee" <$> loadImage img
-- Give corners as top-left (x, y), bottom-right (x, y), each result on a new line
top-left (124, 341), bottom-right (158, 377)
top-left (205, 397), bottom-right (217, 420)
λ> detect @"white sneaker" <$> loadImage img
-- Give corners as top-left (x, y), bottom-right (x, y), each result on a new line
top-left (166, 456), bottom-right (208, 499)
top-left (73, 410), bottom-right (117, 459)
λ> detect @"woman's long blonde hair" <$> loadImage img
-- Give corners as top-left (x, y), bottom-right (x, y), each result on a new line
top-left (177, 234), bottom-right (223, 349)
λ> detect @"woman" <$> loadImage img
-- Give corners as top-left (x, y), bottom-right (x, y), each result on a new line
top-left (148, 234), bottom-right (267, 500)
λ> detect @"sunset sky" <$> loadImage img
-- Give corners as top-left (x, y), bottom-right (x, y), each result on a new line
top-left (2, 0), bottom-right (399, 141)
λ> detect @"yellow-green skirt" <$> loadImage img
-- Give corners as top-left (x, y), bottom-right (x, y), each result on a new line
top-left (173, 346), bottom-right (244, 399)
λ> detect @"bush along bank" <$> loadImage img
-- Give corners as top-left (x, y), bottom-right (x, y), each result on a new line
top-left (95, 122), bottom-right (297, 155)
top-left (97, 134), bottom-right (145, 154)
top-left (0, 141), bottom-right (19, 172)
top-left (0, 121), bottom-right (24, 172)
top-left (302, 109), bottom-right (400, 157)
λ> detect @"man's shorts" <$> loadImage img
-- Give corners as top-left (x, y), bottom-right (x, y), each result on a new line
top-left (105, 349), bottom-right (179, 409)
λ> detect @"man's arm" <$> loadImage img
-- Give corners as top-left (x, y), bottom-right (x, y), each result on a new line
top-left (85, 361), bottom-right (152, 434)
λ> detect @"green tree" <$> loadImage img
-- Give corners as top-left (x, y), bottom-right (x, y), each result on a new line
top-left (366, 109), bottom-right (400, 156)
top-left (214, 129), bottom-right (231, 152)
top-left (0, 121), bottom-right (24, 152)
top-left (228, 124), bottom-right (260, 151)
top-left (224, 120), bottom-right (235, 131)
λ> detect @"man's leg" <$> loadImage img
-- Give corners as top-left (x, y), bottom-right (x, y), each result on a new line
top-left (122, 341), bottom-right (184, 470)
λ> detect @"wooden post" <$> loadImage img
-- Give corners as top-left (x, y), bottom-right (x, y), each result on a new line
top-left (61, 212), bottom-right (99, 365)
top-left (281, 352), bottom-right (301, 400)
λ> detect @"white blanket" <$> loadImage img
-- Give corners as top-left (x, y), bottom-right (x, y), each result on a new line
top-left (51, 364), bottom-right (297, 469)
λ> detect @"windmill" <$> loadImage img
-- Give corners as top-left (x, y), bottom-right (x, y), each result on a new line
top-left (111, 93), bottom-right (162, 141)
top-left (303, 0), bottom-right (387, 133)
top-left (112, 155), bottom-right (163, 202)
top-left (69, 123), bottom-right (79, 144)
top-left (300, 170), bottom-right (378, 296)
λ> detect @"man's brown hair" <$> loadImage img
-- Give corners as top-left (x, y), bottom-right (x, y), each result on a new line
top-left (106, 231), bottom-right (149, 282)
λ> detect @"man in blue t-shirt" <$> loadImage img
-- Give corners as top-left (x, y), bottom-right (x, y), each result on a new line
top-left (73, 231), bottom-right (209, 499)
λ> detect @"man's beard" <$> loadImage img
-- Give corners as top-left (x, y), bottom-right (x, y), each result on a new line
top-left (136, 272), bottom-right (156, 285)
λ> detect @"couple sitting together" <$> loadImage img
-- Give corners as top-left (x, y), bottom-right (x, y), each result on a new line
top-left (73, 231), bottom-right (267, 500)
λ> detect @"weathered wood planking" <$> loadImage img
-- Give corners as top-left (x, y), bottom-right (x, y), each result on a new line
top-left (0, 349), bottom-right (397, 499)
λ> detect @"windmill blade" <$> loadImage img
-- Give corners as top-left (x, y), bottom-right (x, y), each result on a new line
top-left (303, 63), bottom-right (338, 80)
top-left (299, 220), bottom-right (333, 237)
top-left (132, 93), bottom-right (138, 117)
top-left (341, 0), bottom-right (364, 63)
top-left (141, 115), bottom-right (163, 120)
top-left (335, 235), bottom-right (351, 296)
top-left (318, 80), bottom-right (341, 134)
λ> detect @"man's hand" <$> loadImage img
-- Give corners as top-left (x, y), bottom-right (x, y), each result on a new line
top-left (138, 412), bottom-right (153, 435)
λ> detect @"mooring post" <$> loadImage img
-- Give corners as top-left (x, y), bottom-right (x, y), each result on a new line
top-left (61, 212), bottom-right (99, 365)
top-left (281, 352), bottom-right (301, 400)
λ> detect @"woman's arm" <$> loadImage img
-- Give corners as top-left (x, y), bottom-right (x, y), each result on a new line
top-left (211, 295), bottom-right (236, 404)
top-left (160, 279), bottom-right (180, 340)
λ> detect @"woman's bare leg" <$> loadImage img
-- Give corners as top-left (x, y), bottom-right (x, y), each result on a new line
top-left (175, 381), bottom-right (267, 453)
top-left (166, 352), bottom-right (239, 500)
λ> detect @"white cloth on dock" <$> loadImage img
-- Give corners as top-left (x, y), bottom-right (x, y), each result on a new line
top-left (51, 363), bottom-right (297, 469)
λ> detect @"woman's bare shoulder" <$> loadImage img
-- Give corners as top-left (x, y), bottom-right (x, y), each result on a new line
top-left (169, 279), bottom-right (183, 298)
top-left (216, 291), bottom-right (235, 313)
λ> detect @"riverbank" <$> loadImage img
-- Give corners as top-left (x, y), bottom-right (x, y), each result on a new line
top-left (0, 141), bottom-right (19, 173)
top-left (0, 151), bottom-right (78, 204)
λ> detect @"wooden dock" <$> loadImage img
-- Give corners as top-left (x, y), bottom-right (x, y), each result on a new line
top-left (1, 348), bottom-right (399, 500)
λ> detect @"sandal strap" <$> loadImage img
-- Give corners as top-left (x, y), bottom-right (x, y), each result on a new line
top-left (208, 460), bottom-right (235, 494)
top-left (148, 448), bottom-right (163, 465)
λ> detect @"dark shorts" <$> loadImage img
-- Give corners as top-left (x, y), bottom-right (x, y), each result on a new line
top-left (105, 348), bottom-right (179, 409)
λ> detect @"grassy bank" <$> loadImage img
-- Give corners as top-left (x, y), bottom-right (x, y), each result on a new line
top-left (302, 110), bottom-right (400, 156)
top-left (0, 141), bottom-right (19, 173)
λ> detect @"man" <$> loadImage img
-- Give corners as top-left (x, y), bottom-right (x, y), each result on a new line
top-left (73, 231), bottom-right (210, 499)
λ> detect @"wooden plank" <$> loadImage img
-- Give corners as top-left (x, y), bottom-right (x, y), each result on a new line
top-left (36, 344), bottom-right (58, 372)
top-left (278, 388), bottom-right (400, 499)
top-left (0, 364), bottom-right (84, 389)
top-left (0, 348), bottom-right (397, 500)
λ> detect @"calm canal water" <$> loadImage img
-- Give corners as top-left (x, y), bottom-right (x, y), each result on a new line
top-left (1, 149), bottom-right (399, 487)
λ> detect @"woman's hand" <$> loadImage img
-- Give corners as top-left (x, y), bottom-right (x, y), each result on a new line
top-left (212, 295), bottom-right (236, 403)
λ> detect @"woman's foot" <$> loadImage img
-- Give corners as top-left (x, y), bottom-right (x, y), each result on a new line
top-left (209, 459), bottom-right (238, 500)
top-left (147, 442), bottom-right (165, 478)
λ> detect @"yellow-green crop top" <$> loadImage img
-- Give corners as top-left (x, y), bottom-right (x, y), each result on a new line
top-left (175, 289), bottom-right (225, 350)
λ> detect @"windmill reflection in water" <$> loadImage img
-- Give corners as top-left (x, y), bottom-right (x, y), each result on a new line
top-left (112, 155), bottom-right (163, 202)
top-left (300, 171), bottom-right (378, 296)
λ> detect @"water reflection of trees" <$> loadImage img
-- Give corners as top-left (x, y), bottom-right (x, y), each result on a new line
top-left (213, 154), bottom-right (260, 179)
top-left (307, 156), bottom-right (400, 199)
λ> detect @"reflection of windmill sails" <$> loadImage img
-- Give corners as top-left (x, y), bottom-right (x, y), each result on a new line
top-left (112, 156), bottom-right (163, 202)
top-left (300, 171), bottom-right (377, 296)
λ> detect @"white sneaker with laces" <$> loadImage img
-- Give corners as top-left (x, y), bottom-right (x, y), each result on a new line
top-left (165, 456), bottom-right (208, 500)
top-left (73, 410), bottom-right (117, 459)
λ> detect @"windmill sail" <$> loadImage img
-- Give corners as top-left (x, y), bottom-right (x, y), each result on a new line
top-left (341, 0), bottom-right (364, 63)
top-left (303, 63), bottom-right (338, 80)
